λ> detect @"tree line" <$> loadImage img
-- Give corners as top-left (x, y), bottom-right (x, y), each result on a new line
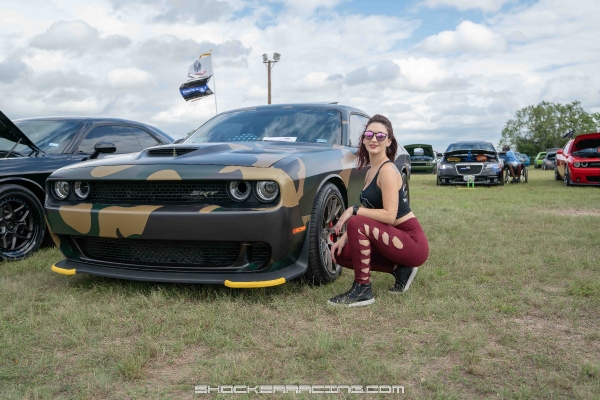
top-left (499, 101), bottom-right (600, 156)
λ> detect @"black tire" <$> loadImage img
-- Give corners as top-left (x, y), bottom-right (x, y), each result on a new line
top-left (564, 169), bottom-right (571, 187)
top-left (305, 183), bottom-right (345, 285)
top-left (524, 167), bottom-right (528, 183)
top-left (436, 175), bottom-right (440, 186)
top-left (0, 184), bottom-right (46, 261)
top-left (554, 168), bottom-right (561, 181)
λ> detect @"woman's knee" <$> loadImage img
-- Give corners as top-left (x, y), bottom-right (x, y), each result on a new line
top-left (347, 215), bottom-right (371, 233)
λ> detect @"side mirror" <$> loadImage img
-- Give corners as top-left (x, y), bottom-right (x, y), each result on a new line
top-left (173, 138), bottom-right (185, 144)
top-left (89, 142), bottom-right (117, 159)
top-left (556, 149), bottom-right (563, 155)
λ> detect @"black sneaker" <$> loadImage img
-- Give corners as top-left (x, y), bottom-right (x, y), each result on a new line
top-left (389, 267), bottom-right (418, 294)
top-left (516, 177), bottom-right (521, 182)
top-left (511, 177), bottom-right (517, 183)
top-left (327, 281), bottom-right (375, 307)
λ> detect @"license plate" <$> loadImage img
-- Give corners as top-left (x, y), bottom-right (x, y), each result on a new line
top-left (463, 175), bottom-right (474, 182)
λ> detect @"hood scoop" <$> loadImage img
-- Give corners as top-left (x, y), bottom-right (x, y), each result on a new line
top-left (147, 148), bottom-right (198, 157)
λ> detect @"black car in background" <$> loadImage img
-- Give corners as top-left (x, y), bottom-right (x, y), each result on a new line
top-left (542, 149), bottom-right (559, 170)
top-left (437, 141), bottom-right (503, 186)
top-left (0, 111), bottom-right (173, 260)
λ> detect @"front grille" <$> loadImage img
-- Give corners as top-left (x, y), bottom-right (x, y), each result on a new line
top-left (88, 181), bottom-right (230, 203)
top-left (69, 237), bottom-right (272, 267)
top-left (250, 242), bottom-right (271, 262)
top-left (585, 162), bottom-right (600, 167)
top-left (586, 176), bottom-right (600, 182)
top-left (455, 164), bottom-right (483, 175)
top-left (147, 148), bottom-right (197, 157)
top-left (412, 162), bottom-right (431, 167)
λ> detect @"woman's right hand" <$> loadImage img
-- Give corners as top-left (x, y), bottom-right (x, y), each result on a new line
top-left (331, 233), bottom-right (347, 264)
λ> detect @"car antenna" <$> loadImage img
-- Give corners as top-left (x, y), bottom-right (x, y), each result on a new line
top-left (4, 138), bottom-right (21, 158)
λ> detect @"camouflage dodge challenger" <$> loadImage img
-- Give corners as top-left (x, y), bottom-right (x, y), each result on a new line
top-left (45, 104), bottom-right (411, 287)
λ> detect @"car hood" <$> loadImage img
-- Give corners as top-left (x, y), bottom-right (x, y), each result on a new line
top-left (405, 144), bottom-right (435, 158)
top-left (61, 142), bottom-right (344, 170)
top-left (0, 110), bottom-right (42, 153)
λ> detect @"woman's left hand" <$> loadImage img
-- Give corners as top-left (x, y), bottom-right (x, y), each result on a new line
top-left (334, 207), bottom-right (353, 236)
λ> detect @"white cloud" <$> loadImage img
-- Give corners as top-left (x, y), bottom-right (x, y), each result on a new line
top-left (107, 68), bottom-right (154, 87)
top-left (420, 0), bottom-right (512, 12)
top-left (418, 21), bottom-right (507, 53)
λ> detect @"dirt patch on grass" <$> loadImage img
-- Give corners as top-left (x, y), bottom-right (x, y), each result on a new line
top-left (538, 208), bottom-right (600, 217)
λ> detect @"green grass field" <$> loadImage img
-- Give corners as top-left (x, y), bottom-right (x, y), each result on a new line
top-left (1, 169), bottom-right (600, 399)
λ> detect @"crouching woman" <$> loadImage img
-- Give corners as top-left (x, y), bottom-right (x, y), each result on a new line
top-left (328, 114), bottom-right (429, 307)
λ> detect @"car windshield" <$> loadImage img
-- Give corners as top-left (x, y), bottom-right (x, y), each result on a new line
top-left (546, 153), bottom-right (556, 160)
top-left (1, 120), bottom-right (81, 155)
top-left (445, 142), bottom-right (495, 152)
top-left (186, 108), bottom-right (342, 144)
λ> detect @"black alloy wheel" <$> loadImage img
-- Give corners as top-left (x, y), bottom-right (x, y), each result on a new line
top-left (564, 169), bottom-right (571, 187)
top-left (305, 183), bottom-right (345, 284)
top-left (554, 168), bottom-right (561, 181)
top-left (0, 185), bottom-right (45, 261)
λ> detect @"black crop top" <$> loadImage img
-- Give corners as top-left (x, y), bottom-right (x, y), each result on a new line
top-left (359, 161), bottom-right (412, 219)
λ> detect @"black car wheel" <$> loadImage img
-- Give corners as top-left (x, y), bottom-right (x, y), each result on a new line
top-left (0, 185), bottom-right (45, 261)
top-left (524, 167), bottom-right (528, 183)
top-left (554, 168), bottom-right (561, 181)
top-left (305, 183), bottom-right (344, 284)
top-left (564, 169), bottom-right (571, 187)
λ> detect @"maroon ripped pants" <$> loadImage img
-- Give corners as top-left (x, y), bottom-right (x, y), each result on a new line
top-left (335, 215), bottom-right (429, 284)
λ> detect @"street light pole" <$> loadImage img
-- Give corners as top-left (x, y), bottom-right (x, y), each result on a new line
top-left (263, 53), bottom-right (281, 105)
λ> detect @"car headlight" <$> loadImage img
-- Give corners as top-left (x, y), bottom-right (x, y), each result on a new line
top-left (439, 164), bottom-right (449, 170)
top-left (574, 162), bottom-right (580, 167)
top-left (581, 162), bottom-right (588, 167)
top-left (54, 181), bottom-right (71, 200)
top-left (485, 163), bottom-right (500, 169)
top-left (227, 181), bottom-right (252, 202)
top-left (255, 181), bottom-right (280, 202)
top-left (73, 181), bottom-right (90, 199)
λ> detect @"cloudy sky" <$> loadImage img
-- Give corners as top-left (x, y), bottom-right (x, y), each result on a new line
top-left (1, 0), bottom-right (599, 151)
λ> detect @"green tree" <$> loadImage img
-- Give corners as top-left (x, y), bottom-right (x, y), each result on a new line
top-left (499, 101), bottom-right (600, 155)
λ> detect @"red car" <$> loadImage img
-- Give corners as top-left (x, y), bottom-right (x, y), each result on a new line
top-left (555, 132), bottom-right (600, 186)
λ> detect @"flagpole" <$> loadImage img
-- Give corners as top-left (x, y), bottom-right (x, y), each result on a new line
top-left (210, 49), bottom-right (218, 115)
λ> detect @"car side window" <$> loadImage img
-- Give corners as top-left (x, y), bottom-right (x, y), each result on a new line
top-left (349, 114), bottom-right (369, 147)
top-left (77, 125), bottom-right (143, 154)
top-left (129, 127), bottom-right (160, 149)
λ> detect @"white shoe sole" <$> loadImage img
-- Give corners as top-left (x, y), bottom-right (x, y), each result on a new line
top-left (327, 298), bottom-right (375, 307)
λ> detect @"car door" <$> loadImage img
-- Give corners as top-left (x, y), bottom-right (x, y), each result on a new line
top-left (72, 125), bottom-right (144, 160)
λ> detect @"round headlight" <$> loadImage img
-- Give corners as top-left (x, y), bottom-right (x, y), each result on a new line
top-left (73, 181), bottom-right (90, 199)
top-left (255, 181), bottom-right (280, 203)
top-left (574, 162), bottom-right (580, 167)
top-left (581, 162), bottom-right (588, 167)
top-left (227, 181), bottom-right (252, 202)
top-left (54, 181), bottom-right (71, 200)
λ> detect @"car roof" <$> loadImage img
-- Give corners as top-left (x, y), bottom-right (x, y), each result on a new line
top-left (219, 103), bottom-right (368, 116)
top-left (14, 116), bottom-right (155, 125)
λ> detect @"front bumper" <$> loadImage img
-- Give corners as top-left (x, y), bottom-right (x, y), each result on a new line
top-left (50, 226), bottom-right (310, 286)
top-left (569, 167), bottom-right (600, 185)
top-left (438, 168), bottom-right (503, 185)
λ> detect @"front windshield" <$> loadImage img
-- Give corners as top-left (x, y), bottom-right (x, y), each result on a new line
top-left (3, 120), bottom-right (82, 155)
top-left (186, 108), bottom-right (342, 144)
top-left (546, 153), bottom-right (556, 160)
top-left (445, 142), bottom-right (496, 152)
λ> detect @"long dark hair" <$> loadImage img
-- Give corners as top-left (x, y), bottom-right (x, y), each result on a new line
top-left (356, 114), bottom-right (398, 169)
